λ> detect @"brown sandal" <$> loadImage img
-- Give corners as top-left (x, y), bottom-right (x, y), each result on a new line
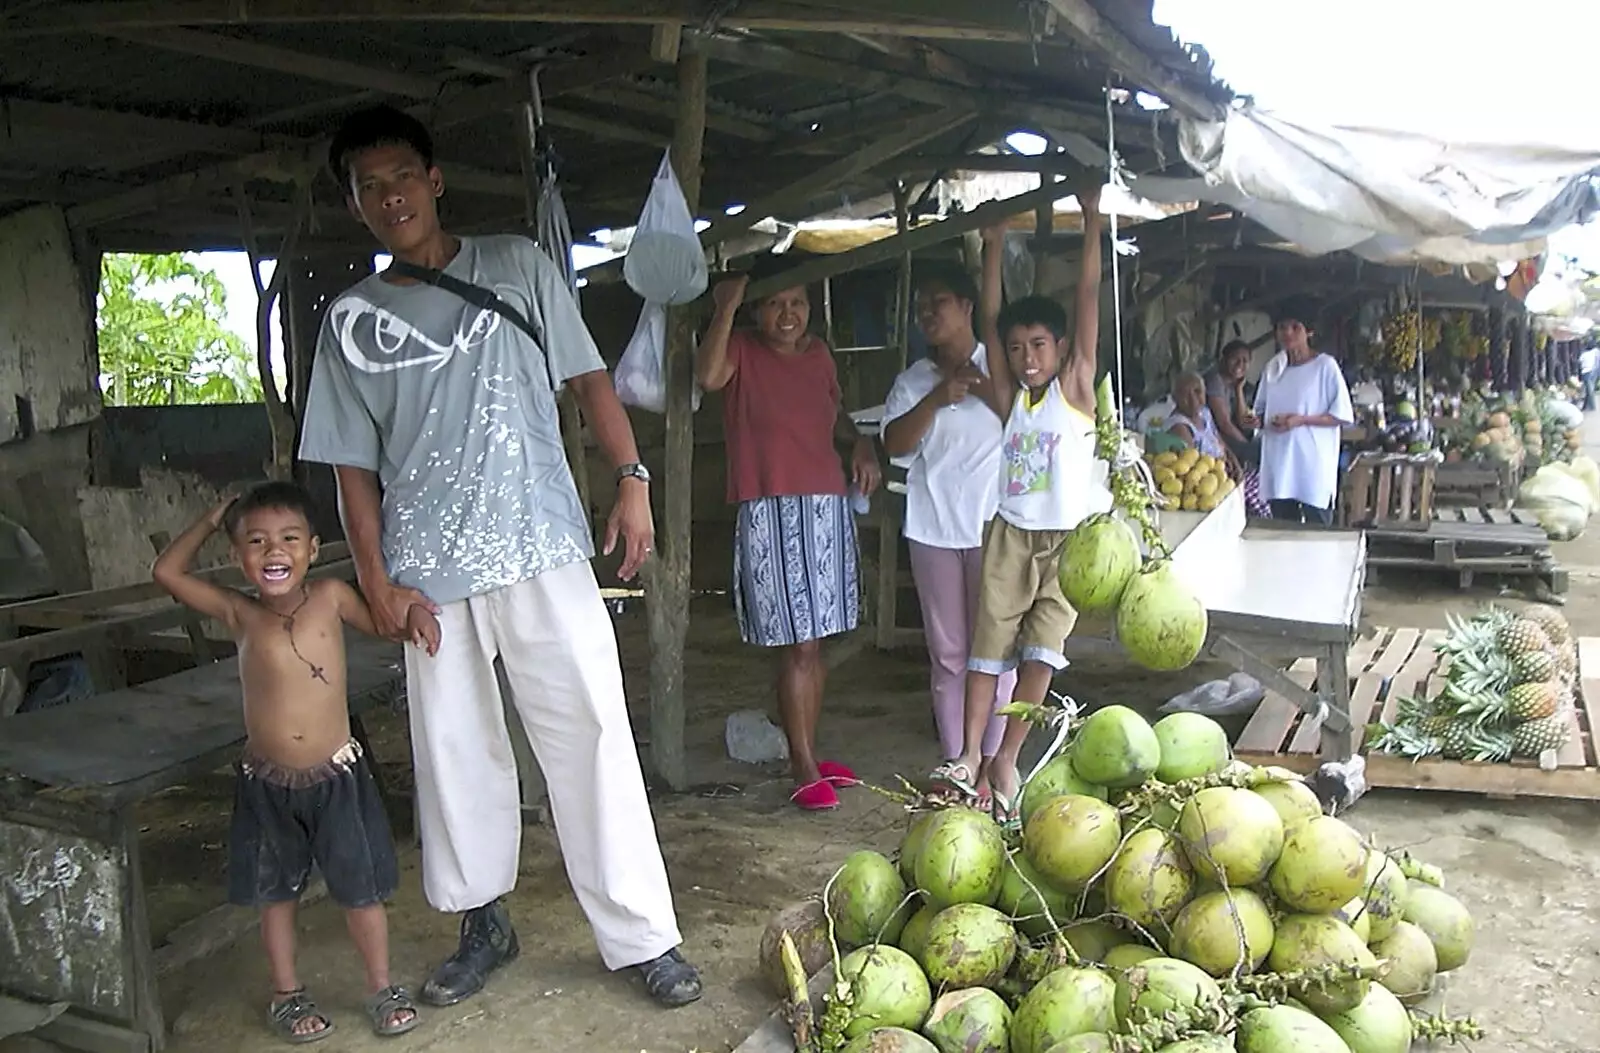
top-left (365, 984), bottom-right (420, 1037)
top-left (267, 988), bottom-right (333, 1045)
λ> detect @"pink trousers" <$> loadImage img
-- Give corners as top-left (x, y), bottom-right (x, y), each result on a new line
top-left (908, 540), bottom-right (1013, 759)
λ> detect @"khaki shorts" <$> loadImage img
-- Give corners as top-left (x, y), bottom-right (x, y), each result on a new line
top-left (968, 516), bottom-right (1079, 675)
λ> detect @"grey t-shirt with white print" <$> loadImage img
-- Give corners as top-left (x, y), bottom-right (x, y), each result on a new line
top-left (298, 234), bottom-right (605, 606)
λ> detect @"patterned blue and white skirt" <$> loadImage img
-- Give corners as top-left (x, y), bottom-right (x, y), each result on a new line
top-left (733, 494), bottom-right (861, 647)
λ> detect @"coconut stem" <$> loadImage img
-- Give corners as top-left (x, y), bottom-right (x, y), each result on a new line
top-left (1391, 849), bottom-right (1447, 889)
top-left (1408, 1010), bottom-right (1487, 1043)
top-left (779, 932), bottom-right (817, 1053)
top-left (1224, 960), bottom-right (1392, 1004)
top-left (1115, 997), bottom-right (1235, 1052)
top-left (1116, 766), bottom-right (1299, 817)
top-left (815, 867), bottom-right (855, 1053)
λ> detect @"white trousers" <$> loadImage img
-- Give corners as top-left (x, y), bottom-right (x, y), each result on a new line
top-left (404, 559), bottom-right (683, 971)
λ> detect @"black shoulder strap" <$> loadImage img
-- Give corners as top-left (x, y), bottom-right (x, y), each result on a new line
top-left (386, 259), bottom-right (559, 392)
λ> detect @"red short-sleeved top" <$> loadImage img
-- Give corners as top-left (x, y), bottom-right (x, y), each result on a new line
top-left (721, 328), bottom-right (847, 504)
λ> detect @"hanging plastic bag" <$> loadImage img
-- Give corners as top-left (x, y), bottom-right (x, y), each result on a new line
top-left (614, 301), bottom-right (702, 414)
top-left (622, 151), bottom-right (708, 306)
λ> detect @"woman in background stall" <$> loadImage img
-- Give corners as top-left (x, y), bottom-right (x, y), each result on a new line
top-left (696, 259), bottom-right (882, 812)
top-left (1253, 303), bottom-right (1354, 525)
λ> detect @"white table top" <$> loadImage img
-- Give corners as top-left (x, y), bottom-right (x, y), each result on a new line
top-left (1177, 530), bottom-right (1365, 641)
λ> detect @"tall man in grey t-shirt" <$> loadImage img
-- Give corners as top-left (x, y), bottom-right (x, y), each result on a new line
top-left (298, 106), bottom-right (701, 1009)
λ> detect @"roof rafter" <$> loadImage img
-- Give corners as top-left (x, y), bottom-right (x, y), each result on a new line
top-left (1040, 0), bottom-right (1224, 121)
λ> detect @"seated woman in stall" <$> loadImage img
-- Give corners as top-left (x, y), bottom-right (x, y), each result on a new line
top-left (1167, 371), bottom-right (1271, 516)
top-left (1204, 340), bottom-right (1261, 466)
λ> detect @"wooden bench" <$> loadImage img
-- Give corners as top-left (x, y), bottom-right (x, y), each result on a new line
top-left (0, 633), bottom-right (406, 1053)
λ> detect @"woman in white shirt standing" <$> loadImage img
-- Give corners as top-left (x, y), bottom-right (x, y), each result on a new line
top-left (1254, 303), bottom-right (1355, 525)
top-left (881, 257), bottom-right (1014, 801)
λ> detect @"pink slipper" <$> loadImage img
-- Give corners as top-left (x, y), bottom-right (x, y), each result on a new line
top-left (818, 761), bottom-right (861, 788)
top-left (791, 779), bottom-right (841, 811)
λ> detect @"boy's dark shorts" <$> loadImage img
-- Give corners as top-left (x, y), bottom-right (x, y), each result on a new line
top-left (228, 738), bottom-right (398, 910)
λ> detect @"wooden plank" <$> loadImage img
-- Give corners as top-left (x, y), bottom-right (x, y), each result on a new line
top-left (643, 48), bottom-right (707, 794)
top-left (1233, 656), bottom-right (1317, 755)
top-left (154, 877), bottom-right (328, 976)
top-left (1373, 463), bottom-right (1393, 528)
top-left (1383, 628), bottom-right (1447, 724)
top-left (1364, 753), bottom-right (1600, 800)
top-left (1041, 0), bottom-right (1225, 120)
top-left (1285, 630), bottom-right (1389, 754)
top-left (1577, 637), bottom-right (1600, 765)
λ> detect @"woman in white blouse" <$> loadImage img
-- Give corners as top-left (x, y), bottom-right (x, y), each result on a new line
top-left (1254, 303), bottom-right (1354, 525)
top-left (882, 247), bottom-right (1014, 804)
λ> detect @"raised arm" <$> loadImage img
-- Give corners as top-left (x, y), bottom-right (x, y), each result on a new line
top-left (977, 224), bottom-right (1015, 418)
top-left (695, 275), bottom-right (747, 392)
top-left (1062, 184), bottom-right (1105, 415)
top-left (151, 498), bottom-right (244, 630)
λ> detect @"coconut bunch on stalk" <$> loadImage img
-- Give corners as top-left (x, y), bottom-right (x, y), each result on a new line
top-left (759, 707), bottom-right (1484, 1053)
top-left (1369, 605), bottom-right (1577, 764)
top-left (1056, 375), bottom-right (1209, 674)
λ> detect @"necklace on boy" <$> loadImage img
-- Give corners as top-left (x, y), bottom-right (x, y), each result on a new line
top-left (277, 585), bottom-right (329, 684)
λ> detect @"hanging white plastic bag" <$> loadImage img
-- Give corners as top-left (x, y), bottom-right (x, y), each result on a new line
top-left (614, 302), bottom-right (702, 415)
top-left (623, 151), bottom-right (708, 306)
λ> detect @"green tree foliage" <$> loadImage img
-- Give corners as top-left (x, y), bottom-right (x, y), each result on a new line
top-left (97, 253), bottom-right (264, 405)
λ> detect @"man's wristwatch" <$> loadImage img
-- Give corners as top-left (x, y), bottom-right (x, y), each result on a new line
top-left (616, 462), bottom-right (651, 486)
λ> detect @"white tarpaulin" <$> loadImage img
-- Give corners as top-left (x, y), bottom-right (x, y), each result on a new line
top-left (1117, 105), bottom-right (1600, 266)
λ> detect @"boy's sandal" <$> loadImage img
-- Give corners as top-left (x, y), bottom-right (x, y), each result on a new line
top-left (365, 984), bottom-right (421, 1037)
top-left (928, 761), bottom-right (979, 800)
top-left (268, 988), bottom-right (334, 1045)
top-left (990, 791), bottom-right (1022, 833)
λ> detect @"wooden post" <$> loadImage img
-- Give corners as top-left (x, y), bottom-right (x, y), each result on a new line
top-left (644, 44), bottom-right (707, 792)
top-left (875, 183), bottom-right (912, 652)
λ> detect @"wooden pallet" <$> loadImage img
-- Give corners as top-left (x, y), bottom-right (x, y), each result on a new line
top-left (1234, 628), bottom-right (1600, 801)
top-left (1431, 506), bottom-right (1542, 527)
top-left (1363, 509), bottom-right (1566, 593)
top-left (1340, 453), bottom-right (1436, 531)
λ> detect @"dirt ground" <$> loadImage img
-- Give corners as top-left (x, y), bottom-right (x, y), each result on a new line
top-left (65, 434), bottom-right (1600, 1053)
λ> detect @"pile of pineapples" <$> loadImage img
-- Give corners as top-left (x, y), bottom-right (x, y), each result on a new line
top-left (1370, 605), bottom-right (1577, 763)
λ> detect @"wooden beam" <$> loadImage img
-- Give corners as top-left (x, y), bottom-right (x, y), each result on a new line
top-left (699, 107), bottom-right (974, 247)
top-left (644, 46), bottom-right (707, 794)
top-left (0, 98), bottom-right (268, 171)
top-left (1040, 0), bottom-right (1225, 122)
top-left (581, 83), bottom-right (777, 142)
top-left (890, 152), bottom-right (1089, 176)
top-left (3, 0), bottom-right (1043, 41)
top-left (743, 177), bottom-right (1087, 302)
top-left (650, 22), bottom-right (682, 65)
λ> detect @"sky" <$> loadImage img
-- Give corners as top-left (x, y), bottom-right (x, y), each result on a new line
top-left (206, 0), bottom-right (1600, 344)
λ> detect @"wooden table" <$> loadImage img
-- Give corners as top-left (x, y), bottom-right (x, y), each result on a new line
top-left (0, 633), bottom-right (405, 1053)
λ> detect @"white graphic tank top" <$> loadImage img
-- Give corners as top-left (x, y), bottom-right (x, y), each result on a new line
top-left (996, 381), bottom-right (1112, 532)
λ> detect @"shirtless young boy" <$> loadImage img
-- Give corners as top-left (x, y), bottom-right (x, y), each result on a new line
top-left (153, 481), bottom-right (440, 1044)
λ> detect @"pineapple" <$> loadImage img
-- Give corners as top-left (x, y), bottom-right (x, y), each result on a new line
top-left (1512, 649), bottom-right (1557, 685)
top-left (1497, 617), bottom-right (1553, 658)
top-left (1555, 638), bottom-right (1578, 680)
top-left (1506, 680), bottom-right (1565, 722)
top-left (1368, 721), bottom-right (1441, 760)
top-left (1520, 605), bottom-right (1571, 647)
top-left (1448, 648), bottom-right (1516, 697)
top-left (1438, 719), bottom-right (1481, 760)
top-left (1511, 713), bottom-right (1573, 758)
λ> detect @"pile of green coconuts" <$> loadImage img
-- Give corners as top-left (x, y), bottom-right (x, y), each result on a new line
top-left (759, 706), bottom-right (1481, 1053)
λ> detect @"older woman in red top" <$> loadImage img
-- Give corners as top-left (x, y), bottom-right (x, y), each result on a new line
top-left (696, 263), bottom-right (882, 811)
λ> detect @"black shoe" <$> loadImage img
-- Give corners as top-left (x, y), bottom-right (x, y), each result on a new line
top-left (635, 948), bottom-right (702, 1008)
top-left (420, 899), bottom-right (520, 1007)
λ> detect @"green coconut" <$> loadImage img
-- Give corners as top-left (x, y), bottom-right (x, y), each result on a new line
top-left (1112, 957), bottom-right (1224, 1030)
top-left (1369, 921), bottom-right (1438, 1006)
top-left (913, 807), bottom-right (1007, 910)
top-left (1101, 943), bottom-right (1162, 972)
top-left (897, 904), bottom-right (939, 964)
top-left (1358, 854), bottom-right (1408, 945)
top-left (1401, 885), bottom-right (1474, 972)
top-left (1267, 914), bottom-right (1377, 1014)
top-left (1105, 828), bottom-right (1194, 928)
top-left (1321, 982), bottom-right (1413, 1053)
top-left (1022, 794), bottom-right (1123, 890)
top-left (1169, 887), bottom-right (1275, 977)
top-left (1069, 705), bottom-right (1162, 788)
top-left (919, 904), bottom-right (1018, 989)
top-left (1236, 1005), bottom-right (1353, 1053)
top-left (1152, 713), bottom-right (1231, 783)
top-left (1059, 513), bottom-right (1142, 613)
top-left (1175, 787), bottom-right (1285, 886)
top-left (900, 812), bottom-right (939, 885)
top-left (1041, 1036), bottom-right (1112, 1053)
top-left (830, 850), bottom-right (914, 947)
top-left (1009, 967), bottom-right (1119, 1053)
top-left (1021, 754), bottom-right (1109, 825)
top-left (921, 987), bottom-right (1011, 1053)
top-left (998, 851), bottom-right (1078, 939)
top-left (1059, 921), bottom-right (1126, 964)
top-left (758, 899), bottom-right (834, 996)
top-left (1332, 898), bottom-right (1371, 945)
top-left (1268, 816), bottom-right (1369, 914)
top-left (1250, 777), bottom-right (1324, 829)
top-left (1114, 560), bottom-right (1209, 672)
top-left (842, 1027), bottom-right (941, 1053)
top-left (839, 945), bottom-right (934, 1038)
